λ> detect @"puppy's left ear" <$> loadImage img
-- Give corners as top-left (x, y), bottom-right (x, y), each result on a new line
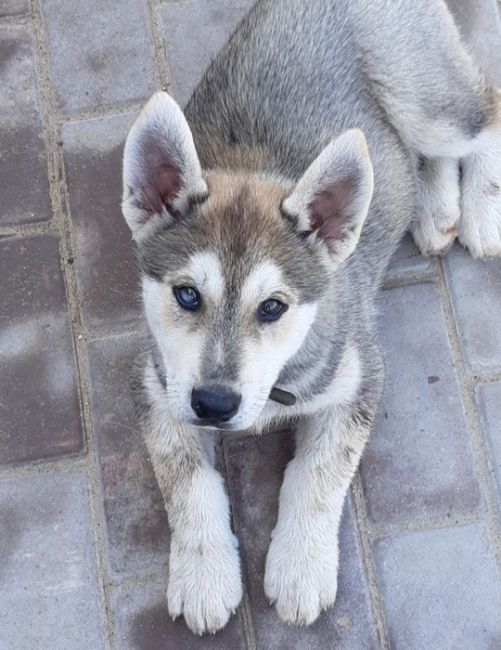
top-left (122, 91), bottom-right (208, 242)
top-left (282, 129), bottom-right (374, 264)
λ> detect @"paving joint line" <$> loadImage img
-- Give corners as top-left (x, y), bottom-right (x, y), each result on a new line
top-left (366, 512), bottom-right (484, 540)
top-left (437, 257), bottom-right (501, 568)
top-left (0, 14), bottom-right (29, 26)
top-left (80, 321), bottom-right (146, 344)
top-left (146, 0), bottom-right (170, 89)
top-left (467, 371), bottom-right (501, 384)
top-left (0, 220), bottom-right (55, 239)
top-left (57, 99), bottom-right (146, 125)
top-left (351, 474), bottom-right (390, 650)
top-left (105, 570), bottom-right (168, 593)
top-left (381, 266), bottom-right (439, 290)
top-left (0, 453), bottom-right (86, 479)
top-left (29, 1), bottom-right (114, 645)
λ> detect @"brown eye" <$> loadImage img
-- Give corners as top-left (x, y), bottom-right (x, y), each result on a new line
top-left (173, 286), bottom-right (200, 311)
top-left (258, 299), bottom-right (288, 322)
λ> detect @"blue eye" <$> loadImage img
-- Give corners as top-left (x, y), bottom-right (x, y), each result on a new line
top-left (258, 299), bottom-right (288, 322)
top-left (174, 286), bottom-right (200, 311)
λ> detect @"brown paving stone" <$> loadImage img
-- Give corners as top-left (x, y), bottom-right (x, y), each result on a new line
top-left (159, 0), bottom-right (256, 106)
top-left (110, 579), bottom-right (245, 649)
top-left (63, 113), bottom-right (142, 331)
top-left (0, 235), bottom-right (83, 464)
top-left (0, 469), bottom-right (105, 649)
top-left (87, 332), bottom-right (170, 578)
top-left (224, 431), bottom-right (378, 649)
top-left (40, 0), bottom-right (158, 113)
top-left (0, 26), bottom-right (52, 226)
top-left (360, 283), bottom-right (482, 526)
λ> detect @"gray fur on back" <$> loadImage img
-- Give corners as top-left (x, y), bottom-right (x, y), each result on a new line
top-left (186, 0), bottom-right (417, 296)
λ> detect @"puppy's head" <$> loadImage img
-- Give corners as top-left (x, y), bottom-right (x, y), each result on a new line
top-left (122, 92), bottom-right (373, 430)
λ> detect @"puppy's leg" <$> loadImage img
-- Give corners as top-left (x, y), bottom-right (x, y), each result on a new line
top-left (411, 157), bottom-right (461, 256)
top-left (138, 361), bottom-right (242, 635)
top-left (459, 114), bottom-right (501, 258)
top-left (357, 0), bottom-right (501, 257)
top-left (264, 402), bottom-right (373, 625)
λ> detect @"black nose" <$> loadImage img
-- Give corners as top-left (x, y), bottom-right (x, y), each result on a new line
top-left (191, 386), bottom-right (241, 422)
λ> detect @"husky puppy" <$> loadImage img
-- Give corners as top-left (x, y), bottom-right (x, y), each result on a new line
top-left (121, 0), bottom-right (501, 635)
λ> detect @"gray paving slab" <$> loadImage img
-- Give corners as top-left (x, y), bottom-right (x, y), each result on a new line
top-left (445, 243), bottom-right (501, 373)
top-left (0, 26), bottom-right (52, 226)
top-left (86, 332), bottom-right (170, 579)
top-left (0, 470), bottom-right (105, 650)
top-left (0, 0), bottom-right (28, 16)
top-left (372, 523), bottom-right (501, 650)
top-left (360, 282), bottom-right (482, 526)
top-left (0, 235), bottom-right (83, 464)
top-left (40, 0), bottom-right (159, 113)
top-left (62, 113), bottom-right (141, 331)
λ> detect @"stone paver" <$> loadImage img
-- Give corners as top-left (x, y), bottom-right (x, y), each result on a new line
top-left (360, 282), bottom-right (482, 526)
top-left (0, 0), bottom-right (28, 18)
top-left (372, 524), bottom-right (501, 649)
top-left (40, 0), bottom-right (159, 114)
top-left (0, 26), bottom-right (52, 226)
top-left (445, 244), bottom-right (501, 373)
top-left (63, 113), bottom-right (141, 331)
top-left (1, 1), bottom-right (501, 649)
top-left (0, 470), bottom-right (104, 650)
top-left (0, 235), bottom-right (83, 464)
top-left (86, 332), bottom-right (170, 578)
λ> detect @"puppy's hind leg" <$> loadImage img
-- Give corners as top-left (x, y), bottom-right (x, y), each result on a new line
top-left (459, 99), bottom-right (501, 258)
top-left (358, 0), bottom-right (501, 257)
top-left (411, 157), bottom-right (461, 256)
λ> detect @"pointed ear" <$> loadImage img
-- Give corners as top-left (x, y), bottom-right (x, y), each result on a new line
top-left (122, 91), bottom-right (208, 241)
top-left (282, 129), bottom-right (374, 264)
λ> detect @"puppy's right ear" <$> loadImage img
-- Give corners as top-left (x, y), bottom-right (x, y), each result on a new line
top-left (122, 91), bottom-right (207, 241)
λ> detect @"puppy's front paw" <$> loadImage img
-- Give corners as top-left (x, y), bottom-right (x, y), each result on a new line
top-left (167, 531), bottom-right (243, 635)
top-left (264, 522), bottom-right (339, 625)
